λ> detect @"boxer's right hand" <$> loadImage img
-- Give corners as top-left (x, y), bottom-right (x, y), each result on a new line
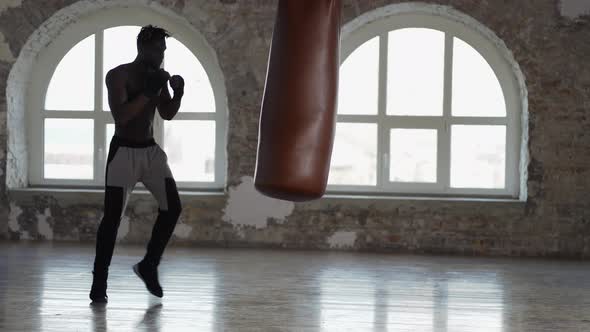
top-left (144, 69), bottom-right (170, 98)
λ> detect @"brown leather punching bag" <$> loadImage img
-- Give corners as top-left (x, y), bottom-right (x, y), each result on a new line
top-left (254, 0), bottom-right (341, 202)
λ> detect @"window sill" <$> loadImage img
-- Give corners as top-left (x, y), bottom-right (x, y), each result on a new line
top-left (9, 187), bottom-right (225, 195)
top-left (7, 187), bottom-right (226, 206)
top-left (322, 193), bottom-right (526, 205)
top-left (8, 188), bottom-right (525, 206)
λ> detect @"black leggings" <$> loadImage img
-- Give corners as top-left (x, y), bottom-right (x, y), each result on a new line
top-left (93, 136), bottom-right (182, 273)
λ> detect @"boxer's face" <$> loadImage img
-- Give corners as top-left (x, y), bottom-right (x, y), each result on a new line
top-left (139, 39), bottom-right (166, 69)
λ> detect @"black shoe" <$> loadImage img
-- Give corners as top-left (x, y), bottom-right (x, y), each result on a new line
top-left (89, 271), bottom-right (108, 303)
top-left (133, 261), bottom-right (163, 298)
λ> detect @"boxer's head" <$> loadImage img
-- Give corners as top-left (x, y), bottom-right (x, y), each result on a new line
top-left (137, 25), bottom-right (170, 69)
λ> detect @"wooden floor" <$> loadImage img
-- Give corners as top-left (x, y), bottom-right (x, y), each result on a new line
top-left (0, 242), bottom-right (589, 332)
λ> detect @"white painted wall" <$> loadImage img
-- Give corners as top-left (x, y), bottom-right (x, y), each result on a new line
top-left (327, 231), bottom-right (357, 249)
top-left (37, 208), bottom-right (53, 240)
top-left (560, 0), bottom-right (590, 18)
top-left (222, 176), bottom-right (294, 229)
top-left (0, 0), bottom-right (22, 15)
top-left (0, 31), bottom-right (14, 62)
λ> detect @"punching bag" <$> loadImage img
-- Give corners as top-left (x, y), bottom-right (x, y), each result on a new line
top-left (254, 0), bottom-right (341, 202)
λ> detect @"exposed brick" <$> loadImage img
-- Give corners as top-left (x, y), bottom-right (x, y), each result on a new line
top-left (0, 0), bottom-right (589, 258)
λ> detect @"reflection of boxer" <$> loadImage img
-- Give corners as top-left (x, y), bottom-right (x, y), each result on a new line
top-left (90, 25), bottom-right (185, 303)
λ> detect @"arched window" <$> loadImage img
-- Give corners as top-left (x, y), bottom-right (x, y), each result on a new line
top-left (329, 10), bottom-right (525, 198)
top-left (28, 9), bottom-right (227, 190)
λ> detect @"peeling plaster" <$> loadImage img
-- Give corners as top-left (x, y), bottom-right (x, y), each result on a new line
top-left (20, 230), bottom-right (32, 240)
top-left (173, 221), bottom-right (193, 239)
top-left (8, 201), bottom-right (22, 232)
top-left (116, 216), bottom-right (130, 241)
top-left (37, 208), bottom-right (53, 240)
top-left (0, 0), bottom-right (22, 15)
top-left (0, 31), bottom-right (14, 62)
top-left (222, 176), bottom-right (294, 229)
top-left (133, 200), bottom-right (154, 215)
top-left (327, 231), bottom-right (357, 249)
top-left (560, 0), bottom-right (590, 19)
top-left (236, 226), bottom-right (246, 239)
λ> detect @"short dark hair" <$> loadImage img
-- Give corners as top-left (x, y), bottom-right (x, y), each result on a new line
top-left (137, 25), bottom-right (170, 48)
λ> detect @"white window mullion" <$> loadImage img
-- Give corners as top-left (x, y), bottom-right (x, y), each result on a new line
top-left (378, 33), bottom-right (389, 190)
top-left (504, 123), bottom-right (514, 194)
top-left (96, 110), bottom-right (113, 122)
top-left (506, 122), bottom-right (519, 197)
top-left (171, 112), bottom-right (217, 121)
top-left (154, 115), bottom-right (164, 146)
top-left (37, 115), bottom-right (45, 183)
top-left (41, 111), bottom-right (96, 118)
top-left (156, 58), bottom-right (166, 146)
top-left (96, 29), bottom-right (104, 113)
top-left (215, 111), bottom-right (225, 187)
top-left (380, 116), bottom-right (444, 128)
top-left (94, 29), bottom-right (105, 185)
top-left (451, 117), bottom-right (508, 125)
top-left (157, 57), bottom-right (178, 147)
top-left (336, 115), bottom-right (379, 122)
top-left (440, 32), bottom-right (454, 193)
top-left (42, 111), bottom-right (95, 119)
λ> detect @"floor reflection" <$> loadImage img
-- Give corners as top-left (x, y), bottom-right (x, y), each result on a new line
top-left (90, 303), bottom-right (107, 332)
top-left (2, 243), bottom-right (590, 331)
top-left (36, 248), bottom-right (216, 331)
top-left (318, 261), bottom-right (504, 332)
top-left (447, 276), bottom-right (504, 332)
top-left (320, 267), bottom-right (377, 330)
top-left (137, 302), bottom-right (163, 332)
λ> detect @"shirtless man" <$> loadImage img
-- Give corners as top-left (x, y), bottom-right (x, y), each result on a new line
top-left (89, 25), bottom-right (184, 303)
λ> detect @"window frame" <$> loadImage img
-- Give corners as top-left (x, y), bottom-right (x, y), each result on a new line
top-left (327, 13), bottom-right (523, 198)
top-left (27, 8), bottom-right (227, 190)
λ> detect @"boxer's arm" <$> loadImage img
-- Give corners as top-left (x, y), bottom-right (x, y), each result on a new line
top-left (157, 87), bottom-right (182, 120)
top-left (157, 78), bottom-right (183, 120)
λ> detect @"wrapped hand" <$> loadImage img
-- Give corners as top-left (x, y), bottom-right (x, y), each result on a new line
top-left (144, 69), bottom-right (170, 98)
top-left (169, 75), bottom-right (185, 96)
